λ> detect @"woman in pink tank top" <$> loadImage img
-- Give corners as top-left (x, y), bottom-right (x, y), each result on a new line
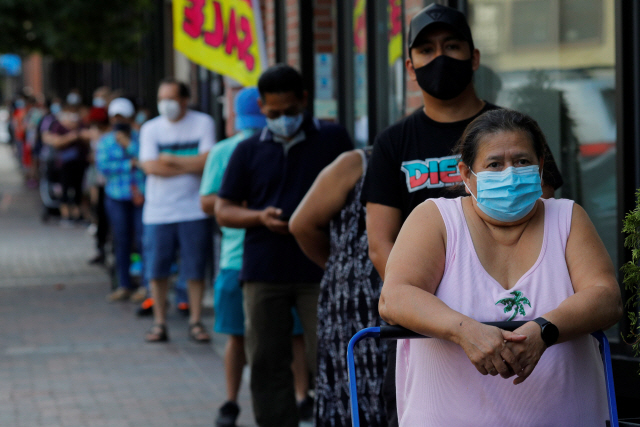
top-left (378, 110), bottom-right (622, 426)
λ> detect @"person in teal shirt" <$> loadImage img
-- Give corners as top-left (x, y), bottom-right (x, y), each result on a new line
top-left (200, 87), bottom-right (308, 427)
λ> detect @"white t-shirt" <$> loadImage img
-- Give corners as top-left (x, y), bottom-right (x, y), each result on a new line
top-left (139, 110), bottom-right (216, 224)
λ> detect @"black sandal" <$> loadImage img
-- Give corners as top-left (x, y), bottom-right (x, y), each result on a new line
top-left (188, 322), bottom-right (211, 343)
top-left (145, 324), bottom-right (168, 342)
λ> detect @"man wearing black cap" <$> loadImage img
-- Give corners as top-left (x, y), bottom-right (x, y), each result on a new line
top-left (362, 3), bottom-right (562, 426)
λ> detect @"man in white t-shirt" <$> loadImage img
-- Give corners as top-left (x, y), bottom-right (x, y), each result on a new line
top-left (139, 78), bottom-right (216, 343)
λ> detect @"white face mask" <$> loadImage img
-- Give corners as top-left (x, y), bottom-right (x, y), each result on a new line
top-left (157, 99), bottom-right (182, 121)
top-left (93, 97), bottom-right (106, 108)
top-left (66, 92), bottom-right (81, 106)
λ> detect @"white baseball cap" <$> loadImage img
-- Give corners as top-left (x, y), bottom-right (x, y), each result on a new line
top-left (108, 98), bottom-right (135, 118)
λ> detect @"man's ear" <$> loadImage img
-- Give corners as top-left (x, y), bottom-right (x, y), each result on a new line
top-left (257, 97), bottom-right (267, 116)
top-left (472, 48), bottom-right (480, 72)
top-left (406, 57), bottom-right (417, 82)
top-left (301, 90), bottom-right (309, 109)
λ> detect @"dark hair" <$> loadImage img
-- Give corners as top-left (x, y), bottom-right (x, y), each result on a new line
top-left (159, 78), bottom-right (190, 99)
top-left (258, 64), bottom-right (305, 99)
top-left (455, 109), bottom-right (546, 168)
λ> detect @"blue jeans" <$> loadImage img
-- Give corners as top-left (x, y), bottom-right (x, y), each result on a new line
top-left (104, 197), bottom-right (144, 290)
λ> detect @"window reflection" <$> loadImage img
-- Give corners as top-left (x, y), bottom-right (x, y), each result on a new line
top-left (469, 0), bottom-right (617, 265)
top-left (353, 0), bottom-right (368, 147)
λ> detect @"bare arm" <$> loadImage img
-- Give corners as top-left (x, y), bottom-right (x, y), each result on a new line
top-left (502, 203), bottom-right (623, 384)
top-left (140, 160), bottom-right (185, 177)
top-left (42, 130), bottom-right (79, 148)
top-left (529, 203), bottom-right (622, 339)
top-left (366, 202), bottom-right (402, 280)
top-left (290, 151), bottom-right (364, 268)
top-left (158, 152), bottom-right (209, 174)
top-left (215, 197), bottom-right (289, 234)
top-left (200, 194), bottom-right (217, 216)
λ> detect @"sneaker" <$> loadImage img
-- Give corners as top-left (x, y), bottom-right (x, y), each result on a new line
top-left (215, 401), bottom-right (240, 427)
top-left (107, 287), bottom-right (131, 302)
top-left (129, 287), bottom-right (147, 303)
top-left (88, 253), bottom-right (105, 265)
top-left (297, 395), bottom-right (314, 421)
top-left (136, 298), bottom-right (154, 317)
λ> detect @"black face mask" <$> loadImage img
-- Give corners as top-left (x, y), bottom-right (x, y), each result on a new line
top-left (414, 55), bottom-right (473, 100)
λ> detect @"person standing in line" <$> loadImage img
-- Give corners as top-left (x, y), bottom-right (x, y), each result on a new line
top-left (290, 146), bottom-right (388, 427)
top-left (96, 97), bottom-right (147, 303)
top-left (361, 4), bottom-right (564, 426)
top-left (139, 78), bottom-right (215, 343)
top-left (200, 87), bottom-right (312, 426)
top-left (215, 65), bottom-right (353, 427)
top-left (42, 100), bottom-right (91, 225)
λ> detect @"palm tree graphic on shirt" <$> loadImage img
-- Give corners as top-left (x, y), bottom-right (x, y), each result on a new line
top-left (495, 291), bottom-right (531, 321)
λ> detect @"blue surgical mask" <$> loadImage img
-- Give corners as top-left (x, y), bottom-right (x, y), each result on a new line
top-left (50, 103), bottom-right (61, 115)
top-left (266, 113), bottom-right (304, 138)
top-left (465, 165), bottom-right (542, 222)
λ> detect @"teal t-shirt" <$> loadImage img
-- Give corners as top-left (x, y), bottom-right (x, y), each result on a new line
top-left (200, 129), bottom-right (257, 271)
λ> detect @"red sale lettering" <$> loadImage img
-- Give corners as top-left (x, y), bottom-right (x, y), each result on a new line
top-left (203, 1), bottom-right (224, 47)
top-left (183, 0), bottom-right (205, 38)
top-left (196, 1), bottom-right (255, 71)
top-left (238, 16), bottom-right (255, 71)
top-left (389, 0), bottom-right (402, 37)
top-left (225, 8), bottom-right (239, 55)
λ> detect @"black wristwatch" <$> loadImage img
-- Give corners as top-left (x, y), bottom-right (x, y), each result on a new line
top-left (532, 317), bottom-right (559, 347)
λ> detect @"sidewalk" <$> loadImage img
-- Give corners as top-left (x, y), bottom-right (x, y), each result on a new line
top-left (0, 144), bottom-right (257, 427)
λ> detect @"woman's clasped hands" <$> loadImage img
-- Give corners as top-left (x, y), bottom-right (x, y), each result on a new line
top-left (455, 320), bottom-right (547, 385)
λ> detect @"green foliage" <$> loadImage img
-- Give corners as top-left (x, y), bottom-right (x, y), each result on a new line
top-left (621, 188), bottom-right (640, 359)
top-left (0, 0), bottom-right (153, 62)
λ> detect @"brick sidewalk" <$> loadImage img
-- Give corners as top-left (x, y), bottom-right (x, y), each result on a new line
top-left (0, 144), bottom-right (257, 427)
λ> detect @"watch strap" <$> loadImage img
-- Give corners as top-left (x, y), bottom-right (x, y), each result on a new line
top-left (532, 317), bottom-right (558, 347)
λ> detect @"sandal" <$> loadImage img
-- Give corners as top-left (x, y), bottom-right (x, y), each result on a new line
top-left (188, 322), bottom-right (211, 343)
top-left (145, 324), bottom-right (168, 342)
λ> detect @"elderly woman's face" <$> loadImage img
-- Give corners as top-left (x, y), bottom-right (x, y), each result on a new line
top-left (471, 130), bottom-right (539, 173)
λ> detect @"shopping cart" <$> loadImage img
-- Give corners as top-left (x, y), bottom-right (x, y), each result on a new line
top-left (347, 321), bottom-right (621, 427)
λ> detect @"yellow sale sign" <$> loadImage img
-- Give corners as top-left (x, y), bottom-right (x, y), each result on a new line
top-left (173, 0), bottom-right (267, 86)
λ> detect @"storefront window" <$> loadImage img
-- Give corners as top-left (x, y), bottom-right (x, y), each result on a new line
top-left (469, 0), bottom-right (617, 269)
top-left (353, 0), bottom-right (368, 147)
top-left (388, 0), bottom-right (405, 123)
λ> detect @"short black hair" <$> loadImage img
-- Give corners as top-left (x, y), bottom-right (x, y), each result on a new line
top-left (258, 64), bottom-right (305, 99)
top-left (455, 109), bottom-right (546, 168)
top-left (159, 78), bottom-right (190, 99)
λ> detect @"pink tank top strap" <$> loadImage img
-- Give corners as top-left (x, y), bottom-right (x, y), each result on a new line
top-left (430, 197), bottom-right (467, 275)
top-left (541, 198), bottom-right (574, 252)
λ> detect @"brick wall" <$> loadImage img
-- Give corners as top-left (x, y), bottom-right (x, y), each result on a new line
top-left (404, 0), bottom-right (425, 113)
top-left (263, 0), bottom-right (277, 65)
top-left (286, 0), bottom-right (300, 68)
top-left (22, 54), bottom-right (44, 100)
top-left (314, 0), bottom-right (335, 54)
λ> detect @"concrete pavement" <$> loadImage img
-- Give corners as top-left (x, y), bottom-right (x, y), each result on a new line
top-left (0, 144), bottom-right (258, 427)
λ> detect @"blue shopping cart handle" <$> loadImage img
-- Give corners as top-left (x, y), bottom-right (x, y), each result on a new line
top-left (349, 323), bottom-right (619, 427)
top-left (379, 321), bottom-right (528, 339)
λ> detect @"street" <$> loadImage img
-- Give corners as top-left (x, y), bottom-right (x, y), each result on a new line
top-left (0, 144), bottom-right (256, 427)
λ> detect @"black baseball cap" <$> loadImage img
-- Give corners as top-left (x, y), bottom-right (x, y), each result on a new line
top-left (408, 3), bottom-right (474, 51)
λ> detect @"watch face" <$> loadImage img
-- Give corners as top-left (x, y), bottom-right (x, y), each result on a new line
top-left (542, 323), bottom-right (559, 346)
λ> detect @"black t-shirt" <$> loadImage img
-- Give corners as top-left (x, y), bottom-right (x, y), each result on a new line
top-left (362, 104), bottom-right (563, 220)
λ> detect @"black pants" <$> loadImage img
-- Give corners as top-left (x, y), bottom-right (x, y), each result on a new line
top-left (96, 185), bottom-right (109, 253)
top-left (59, 160), bottom-right (85, 206)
